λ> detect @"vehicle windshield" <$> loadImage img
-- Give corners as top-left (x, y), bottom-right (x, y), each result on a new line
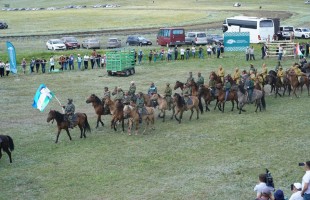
top-left (109, 39), bottom-right (117, 42)
top-left (66, 38), bottom-right (77, 42)
top-left (197, 33), bottom-right (206, 37)
top-left (138, 37), bottom-right (146, 40)
top-left (302, 28), bottom-right (310, 32)
top-left (53, 40), bottom-right (63, 44)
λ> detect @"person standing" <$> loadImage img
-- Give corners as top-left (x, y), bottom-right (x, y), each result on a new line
top-left (153, 50), bottom-right (158, 62)
top-left (90, 54), bottom-right (95, 69)
top-left (0, 60), bottom-right (4, 77)
top-left (174, 45), bottom-right (178, 60)
top-left (191, 45), bottom-right (196, 58)
top-left (83, 54), bottom-right (89, 69)
top-left (289, 183), bottom-right (303, 200)
top-left (96, 54), bottom-right (101, 68)
top-left (77, 54), bottom-right (82, 70)
top-left (49, 56), bottom-right (55, 72)
top-left (198, 45), bottom-right (204, 59)
top-left (69, 54), bottom-right (74, 70)
top-left (41, 57), bottom-right (47, 73)
top-left (261, 44), bottom-right (268, 59)
top-left (167, 48), bottom-right (172, 61)
top-left (5, 61), bottom-right (10, 76)
top-left (306, 42), bottom-right (309, 58)
top-left (148, 50), bottom-right (153, 63)
top-left (301, 161), bottom-right (310, 200)
top-left (185, 46), bottom-right (190, 60)
top-left (180, 47), bottom-right (185, 60)
top-left (35, 58), bottom-right (41, 73)
top-left (207, 45), bottom-right (212, 58)
top-left (245, 47), bottom-right (250, 61)
top-left (278, 45), bottom-right (284, 61)
top-left (138, 50), bottom-right (143, 64)
top-left (21, 58), bottom-right (27, 74)
top-left (30, 58), bottom-right (35, 73)
top-left (216, 43), bottom-right (221, 58)
top-left (250, 46), bottom-right (255, 60)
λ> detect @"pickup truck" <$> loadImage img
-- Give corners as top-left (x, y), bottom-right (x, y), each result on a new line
top-left (277, 26), bottom-right (294, 40)
top-left (294, 28), bottom-right (310, 39)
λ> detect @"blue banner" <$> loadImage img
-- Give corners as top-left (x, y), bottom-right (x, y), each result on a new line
top-left (224, 32), bottom-right (250, 52)
top-left (6, 41), bottom-right (17, 74)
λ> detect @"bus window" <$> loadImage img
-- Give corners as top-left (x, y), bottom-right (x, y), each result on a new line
top-left (260, 20), bottom-right (273, 27)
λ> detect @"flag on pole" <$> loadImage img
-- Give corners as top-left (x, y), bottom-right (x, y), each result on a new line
top-left (32, 84), bottom-right (54, 112)
top-left (6, 41), bottom-right (17, 74)
top-left (296, 43), bottom-right (303, 57)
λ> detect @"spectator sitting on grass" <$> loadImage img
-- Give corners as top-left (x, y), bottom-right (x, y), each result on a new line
top-left (254, 173), bottom-right (274, 198)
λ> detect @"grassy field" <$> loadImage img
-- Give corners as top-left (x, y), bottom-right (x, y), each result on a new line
top-left (1, 1), bottom-right (310, 199)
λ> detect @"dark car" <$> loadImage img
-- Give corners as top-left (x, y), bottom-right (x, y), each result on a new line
top-left (126, 36), bottom-right (152, 46)
top-left (61, 37), bottom-right (80, 49)
top-left (0, 21), bottom-right (8, 29)
top-left (207, 34), bottom-right (224, 44)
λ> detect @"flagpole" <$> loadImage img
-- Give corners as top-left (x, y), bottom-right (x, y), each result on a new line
top-left (54, 95), bottom-right (65, 113)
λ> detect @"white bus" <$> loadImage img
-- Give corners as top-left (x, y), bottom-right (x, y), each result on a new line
top-left (222, 16), bottom-right (274, 43)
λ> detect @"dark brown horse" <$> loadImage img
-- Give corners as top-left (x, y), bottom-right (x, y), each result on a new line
top-left (104, 98), bottom-right (125, 132)
top-left (142, 93), bottom-right (152, 107)
top-left (210, 71), bottom-right (222, 85)
top-left (47, 110), bottom-right (91, 143)
top-left (86, 94), bottom-right (110, 128)
top-left (0, 135), bottom-right (14, 163)
top-left (188, 80), bottom-right (199, 96)
top-left (198, 85), bottom-right (215, 112)
top-left (172, 93), bottom-right (201, 123)
top-left (287, 70), bottom-right (310, 97)
top-left (214, 87), bottom-right (238, 113)
top-left (174, 81), bottom-right (185, 91)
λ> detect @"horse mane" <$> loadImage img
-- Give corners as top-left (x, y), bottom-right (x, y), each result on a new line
top-left (238, 84), bottom-right (246, 94)
top-left (268, 70), bottom-right (277, 76)
top-left (115, 100), bottom-right (124, 112)
top-left (92, 94), bottom-right (102, 104)
top-left (157, 94), bottom-right (162, 98)
top-left (174, 93), bottom-right (184, 107)
top-left (53, 110), bottom-right (65, 122)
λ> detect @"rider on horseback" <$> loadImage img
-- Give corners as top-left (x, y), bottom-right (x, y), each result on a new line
top-left (136, 92), bottom-right (144, 123)
top-left (217, 65), bottom-right (225, 83)
top-left (128, 81), bottom-right (136, 101)
top-left (148, 82), bottom-right (157, 96)
top-left (164, 83), bottom-right (172, 110)
top-left (196, 72), bottom-right (204, 87)
top-left (233, 68), bottom-right (241, 85)
top-left (261, 63), bottom-right (268, 79)
top-left (62, 98), bottom-right (75, 129)
top-left (103, 87), bottom-right (111, 101)
top-left (209, 75), bottom-right (216, 99)
top-left (182, 83), bottom-right (191, 106)
top-left (277, 66), bottom-right (284, 84)
top-left (224, 78), bottom-right (231, 102)
top-left (114, 87), bottom-right (124, 102)
top-left (122, 91), bottom-right (131, 105)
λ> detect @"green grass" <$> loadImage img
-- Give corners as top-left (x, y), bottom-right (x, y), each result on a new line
top-left (1, 1), bottom-right (310, 199)
top-left (0, 51), bottom-right (309, 199)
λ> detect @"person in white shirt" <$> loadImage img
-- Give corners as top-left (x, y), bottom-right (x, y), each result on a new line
top-left (83, 54), bottom-right (89, 69)
top-left (5, 61), bottom-right (10, 76)
top-left (289, 182), bottom-right (303, 200)
top-left (191, 46), bottom-right (196, 58)
top-left (301, 161), bottom-right (310, 200)
top-left (180, 47), bottom-right (185, 60)
top-left (207, 45), bottom-right (212, 57)
top-left (254, 173), bottom-right (274, 198)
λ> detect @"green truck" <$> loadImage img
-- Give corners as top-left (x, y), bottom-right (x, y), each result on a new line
top-left (106, 50), bottom-right (136, 76)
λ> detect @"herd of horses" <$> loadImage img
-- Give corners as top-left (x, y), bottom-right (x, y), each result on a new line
top-left (1, 66), bottom-right (309, 163)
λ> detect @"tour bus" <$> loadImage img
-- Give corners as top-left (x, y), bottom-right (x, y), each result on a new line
top-left (222, 16), bottom-right (275, 43)
top-left (156, 28), bottom-right (185, 46)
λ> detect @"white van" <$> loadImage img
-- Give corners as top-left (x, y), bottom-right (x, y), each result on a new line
top-left (185, 32), bottom-right (208, 45)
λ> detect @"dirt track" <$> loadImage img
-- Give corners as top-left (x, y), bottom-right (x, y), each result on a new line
top-left (0, 10), bottom-right (292, 39)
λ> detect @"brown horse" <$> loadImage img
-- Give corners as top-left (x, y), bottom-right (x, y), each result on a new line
top-left (214, 87), bottom-right (238, 113)
top-left (150, 93), bottom-right (174, 122)
top-left (198, 85), bottom-right (215, 112)
top-left (0, 135), bottom-right (14, 163)
top-left (174, 81), bottom-right (185, 91)
top-left (104, 98), bottom-right (125, 131)
top-left (86, 94), bottom-right (110, 128)
top-left (172, 93), bottom-right (201, 123)
top-left (287, 70), bottom-right (310, 97)
top-left (209, 71), bottom-right (222, 85)
top-left (188, 80), bottom-right (199, 96)
top-left (47, 110), bottom-right (91, 143)
top-left (123, 105), bottom-right (155, 135)
top-left (142, 93), bottom-right (152, 107)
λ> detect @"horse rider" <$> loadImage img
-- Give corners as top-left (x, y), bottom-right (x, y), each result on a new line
top-left (102, 87), bottom-right (111, 101)
top-left (261, 63), bottom-right (268, 80)
top-left (209, 75), bottom-right (216, 99)
top-left (217, 65), bottom-right (225, 83)
top-left (224, 78), bottom-right (231, 102)
top-left (182, 83), bottom-right (191, 106)
top-left (122, 91), bottom-right (131, 105)
top-left (135, 92), bottom-right (144, 123)
top-left (277, 66), bottom-right (284, 84)
top-left (233, 67), bottom-right (241, 85)
top-left (246, 78), bottom-right (255, 102)
top-left (249, 63), bottom-right (256, 75)
top-left (164, 83), bottom-right (173, 110)
top-left (187, 71), bottom-right (195, 84)
top-left (256, 73), bottom-right (264, 89)
top-left (292, 64), bottom-right (304, 83)
top-left (62, 98), bottom-right (75, 129)
top-left (114, 87), bottom-right (124, 102)
top-left (196, 72), bottom-right (204, 87)
top-left (250, 70), bottom-right (256, 81)
top-left (128, 81), bottom-right (136, 101)
top-left (148, 82), bottom-right (157, 96)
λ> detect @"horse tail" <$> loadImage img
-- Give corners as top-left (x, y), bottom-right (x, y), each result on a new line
top-left (83, 113), bottom-right (91, 133)
top-left (261, 93), bottom-right (266, 110)
top-left (7, 136), bottom-right (14, 151)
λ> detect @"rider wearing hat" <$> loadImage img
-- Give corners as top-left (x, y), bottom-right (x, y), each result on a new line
top-left (114, 87), bottom-right (124, 102)
top-left (103, 87), bottom-right (111, 101)
top-left (187, 72), bottom-right (195, 84)
top-left (182, 83), bottom-right (191, 105)
top-left (128, 81), bottom-right (136, 101)
top-left (261, 63), bottom-right (268, 79)
top-left (277, 66), bottom-right (284, 84)
top-left (197, 72), bottom-right (204, 87)
top-left (62, 98), bottom-right (75, 128)
top-left (135, 92), bottom-right (144, 123)
top-left (164, 83), bottom-right (172, 110)
top-left (217, 65), bottom-right (225, 83)
top-left (224, 78), bottom-right (231, 102)
top-left (148, 82), bottom-right (157, 96)
top-left (233, 67), bottom-right (241, 85)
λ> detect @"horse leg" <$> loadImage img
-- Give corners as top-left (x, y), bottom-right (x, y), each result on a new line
top-left (222, 102), bottom-right (225, 113)
top-left (55, 130), bottom-right (61, 143)
top-left (189, 109), bottom-right (194, 120)
top-left (231, 100), bottom-right (234, 111)
top-left (162, 110), bottom-right (165, 122)
top-left (214, 100), bottom-right (219, 110)
top-left (171, 107), bottom-right (175, 120)
top-left (196, 106), bottom-right (199, 119)
top-left (4, 148), bottom-right (12, 163)
top-left (122, 119), bottom-right (124, 132)
top-left (0, 148), bottom-right (2, 159)
top-left (65, 129), bottom-right (72, 141)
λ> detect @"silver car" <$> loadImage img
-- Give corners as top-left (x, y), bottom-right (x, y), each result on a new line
top-left (107, 38), bottom-right (121, 49)
top-left (46, 39), bottom-right (66, 50)
top-left (82, 38), bottom-right (101, 49)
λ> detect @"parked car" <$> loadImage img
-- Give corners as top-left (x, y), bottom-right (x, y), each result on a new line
top-left (277, 26), bottom-right (294, 40)
top-left (185, 32), bottom-right (207, 45)
top-left (107, 38), bottom-right (121, 48)
top-left (126, 36), bottom-right (152, 46)
top-left (206, 34), bottom-right (224, 44)
top-left (294, 28), bottom-right (310, 39)
top-left (305, 0), bottom-right (310, 4)
top-left (0, 21), bottom-right (8, 29)
top-left (82, 38), bottom-right (101, 49)
top-left (46, 39), bottom-right (66, 50)
top-left (61, 37), bottom-right (80, 49)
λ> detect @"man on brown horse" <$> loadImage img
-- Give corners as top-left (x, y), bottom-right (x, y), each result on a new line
top-left (136, 92), bottom-right (145, 123)
top-left (128, 81), bottom-right (136, 101)
top-left (62, 98), bottom-right (75, 129)
top-left (102, 87), bottom-right (111, 102)
top-left (182, 84), bottom-right (191, 106)
top-left (277, 67), bottom-right (284, 84)
top-left (164, 83), bottom-right (173, 110)
top-left (209, 75), bottom-right (216, 99)
top-left (217, 65), bottom-right (225, 83)
top-left (233, 68), bottom-right (241, 85)
top-left (196, 72), bottom-right (204, 87)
